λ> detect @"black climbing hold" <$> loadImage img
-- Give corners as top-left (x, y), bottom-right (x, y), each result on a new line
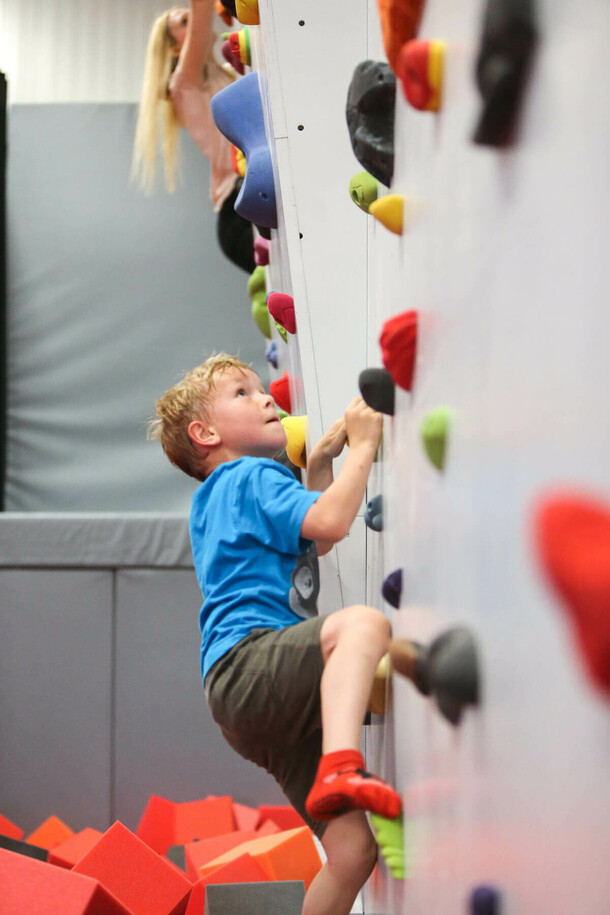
top-left (359, 367), bottom-right (395, 416)
top-left (364, 494), bottom-right (383, 532)
top-left (346, 61), bottom-right (396, 187)
top-left (473, 0), bottom-right (538, 146)
top-left (382, 568), bottom-right (403, 609)
top-left (470, 884), bottom-right (502, 915)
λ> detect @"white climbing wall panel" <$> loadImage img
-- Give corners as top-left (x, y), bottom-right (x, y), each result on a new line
top-left (255, 0), bottom-right (610, 912)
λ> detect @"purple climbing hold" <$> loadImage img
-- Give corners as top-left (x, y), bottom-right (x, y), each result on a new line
top-left (470, 885), bottom-right (501, 915)
top-left (382, 569), bottom-right (403, 608)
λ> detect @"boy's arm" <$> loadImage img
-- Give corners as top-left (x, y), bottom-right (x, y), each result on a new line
top-left (306, 418), bottom-right (347, 556)
top-left (301, 399), bottom-right (381, 546)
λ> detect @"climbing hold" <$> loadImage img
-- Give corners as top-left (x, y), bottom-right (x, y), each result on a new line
top-left (267, 292), bottom-right (296, 335)
top-left (534, 493), bottom-right (610, 696)
top-left (235, 0), bottom-right (259, 25)
top-left (470, 884), bottom-right (502, 915)
top-left (349, 171), bottom-right (379, 213)
top-left (370, 814), bottom-right (406, 880)
top-left (358, 368), bottom-right (395, 416)
top-left (380, 310), bottom-right (418, 392)
top-left (382, 569), bottom-right (403, 609)
top-left (281, 415), bottom-right (308, 469)
top-left (397, 39), bottom-right (445, 111)
top-left (265, 340), bottom-right (278, 369)
top-left (269, 371), bottom-right (292, 414)
top-left (365, 494), bottom-right (384, 532)
top-left (390, 626), bottom-right (481, 726)
top-left (211, 72), bottom-right (278, 228)
top-left (254, 236), bottom-right (270, 266)
top-left (215, 0), bottom-right (235, 26)
top-left (247, 266), bottom-right (271, 339)
top-left (368, 654), bottom-right (390, 715)
top-left (369, 194), bottom-right (404, 235)
top-left (346, 61), bottom-right (396, 187)
top-left (229, 27), bottom-right (252, 66)
top-left (230, 144), bottom-right (246, 177)
top-left (221, 39), bottom-right (245, 75)
top-left (420, 406), bottom-right (450, 471)
top-left (473, 0), bottom-right (538, 147)
top-left (375, 0), bottom-right (427, 73)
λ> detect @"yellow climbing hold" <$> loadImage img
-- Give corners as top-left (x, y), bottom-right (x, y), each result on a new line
top-left (235, 0), bottom-right (259, 25)
top-left (281, 415), bottom-right (308, 469)
top-left (369, 195), bottom-right (404, 235)
top-left (368, 653), bottom-right (390, 715)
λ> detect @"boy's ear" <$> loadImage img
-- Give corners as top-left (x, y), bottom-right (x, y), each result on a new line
top-left (188, 419), bottom-right (220, 450)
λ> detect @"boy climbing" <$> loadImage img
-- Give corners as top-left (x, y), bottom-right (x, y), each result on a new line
top-left (149, 354), bottom-right (401, 915)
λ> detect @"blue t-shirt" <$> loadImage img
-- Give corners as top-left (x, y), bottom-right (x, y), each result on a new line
top-left (190, 456), bottom-right (322, 682)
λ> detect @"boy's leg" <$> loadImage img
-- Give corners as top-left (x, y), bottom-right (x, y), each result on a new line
top-left (305, 605), bottom-right (402, 821)
top-left (302, 811), bottom-right (377, 915)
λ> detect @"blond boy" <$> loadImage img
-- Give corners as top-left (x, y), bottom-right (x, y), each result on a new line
top-left (150, 354), bottom-right (401, 915)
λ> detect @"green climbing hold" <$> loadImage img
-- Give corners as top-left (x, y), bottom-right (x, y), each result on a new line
top-left (349, 170), bottom-right (379, 213)
top-left (248, 266), bottom-right (271, 339)
top-left (274, 320), bottom-right (288, 343)
top-left (420, 405), bottom-right (451, 471)
top-left (370, 813), bottom-right (406, 880)
top-left (247, 265), bottom-right (266, 297)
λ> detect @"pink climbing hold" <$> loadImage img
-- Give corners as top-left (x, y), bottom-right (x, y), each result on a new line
top-left (534, 492), bottom-right (610, 697)
top-left (267, 292), bottom-right (296, 335)
top-left (254, 236), bottom-right (270, 266)
top-left (269, 371), bottom-right (292, 414)
top-left (379, 309), bottom-right (418, 391)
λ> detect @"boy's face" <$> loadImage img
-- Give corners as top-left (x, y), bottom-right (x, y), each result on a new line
top-left (206, 367), bottom-right (287, 459)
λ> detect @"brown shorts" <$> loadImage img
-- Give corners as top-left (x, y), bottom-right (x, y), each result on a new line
top-left (204, 616), bottom-right (327, 839)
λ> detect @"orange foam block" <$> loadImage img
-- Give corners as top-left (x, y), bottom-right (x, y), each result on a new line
top-left (257, 806), bottom-right (306, 831)
top-left (0, 848), bottom-right (131, 915)
top-left (0, 812), bottom-right (23, 841)
top-left (198, 826), bottom-right (322, 889)
top-left (136, 795), bottom-right (236, 855)
top-left (184, 830), bottom-right (258, 882)
top-left (48, 828), bottom-right (103, 870)
top-left (186, 853), bottom-right (268, 914)
top-left (232, 802), bottom-right (261, 831)
top-left (26, 815), bottom-right (75, 850)
top-left (73, 821), bottom-right (192, 915)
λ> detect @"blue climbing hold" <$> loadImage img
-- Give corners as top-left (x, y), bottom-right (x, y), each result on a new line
top-left (265, 340), bottom-right (278, 369)
top-left (211, 72), bottom-right (278, 229)
top-left (364, 494), bottom-right (383, 532)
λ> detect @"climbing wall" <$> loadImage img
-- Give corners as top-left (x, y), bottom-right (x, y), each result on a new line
top-left (226, 0), bottom-right (610, 912)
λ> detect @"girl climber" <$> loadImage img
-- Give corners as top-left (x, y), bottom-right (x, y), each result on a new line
top-left (132, 1), bottom-right (255, 273)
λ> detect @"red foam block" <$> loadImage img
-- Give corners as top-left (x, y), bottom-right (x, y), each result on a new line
top-left (232, 803), bottom-right (261, 832)
top-left (0, 813), bottom-right (23, 841)
top-left (379, 309), bottom-right (418, 392)
top-left (269, 371), bottom-right (292, 414)
top-left (257, 806), bottom-right (306, 831)
top-left (0, 848), bottom-right (131, 915)
top-left (48, 828), bottom-right (103, 870)
top-left (186, 853), bottom-right (268, 914)
top-left (136, 795), bottom-right (236, 855)
top-left (534, 493), bottom-right (610, 696)
top-left (267, 292), bottom-right (296, 334)
top-left (184, 829), bottom-right (258, 882)
top-left (73, 821), bottom-right (192, 915)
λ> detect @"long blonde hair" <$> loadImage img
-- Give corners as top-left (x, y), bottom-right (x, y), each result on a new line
top-left (132, 8), bottom-right (182, 193)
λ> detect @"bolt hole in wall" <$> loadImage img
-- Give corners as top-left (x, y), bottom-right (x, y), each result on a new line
top-left (298, 20), bottom-right (305, 26)
top-left (297, 124), bottom-right (304, 130)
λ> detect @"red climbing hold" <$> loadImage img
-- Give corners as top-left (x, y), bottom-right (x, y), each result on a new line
top-left (379, 310), bottom-right (418, 392)
top-left (534, 493), bottom-right (610, 696)
top-left (269, 371), bottom-right (292, 414)
top-left (397, 39), bottom-right (445, 111)
top-left (267, 292), bottom-right (296, 335)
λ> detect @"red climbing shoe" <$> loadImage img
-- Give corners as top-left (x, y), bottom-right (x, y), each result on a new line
top-left (305, 750), bottom-right (402, 822)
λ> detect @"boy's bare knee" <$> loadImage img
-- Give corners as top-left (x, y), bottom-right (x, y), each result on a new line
top-left (320, 604), bottom-right (391, 661)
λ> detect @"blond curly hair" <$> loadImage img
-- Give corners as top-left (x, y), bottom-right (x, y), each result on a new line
top-left (149, 354), bottom-right (251, 480)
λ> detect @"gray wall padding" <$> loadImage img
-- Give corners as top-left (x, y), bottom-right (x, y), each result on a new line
top-left (6, 104), bottom-right (265, 512)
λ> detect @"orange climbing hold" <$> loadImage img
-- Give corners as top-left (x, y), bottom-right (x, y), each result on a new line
top-left (534, 494), bottom-right (610, 696)
top-left (397, 39), bottom-right (445, 111)
top-left (380, 310), bottom-right (418, 392)
top-left (376, 0), bottom-right (427, 73)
